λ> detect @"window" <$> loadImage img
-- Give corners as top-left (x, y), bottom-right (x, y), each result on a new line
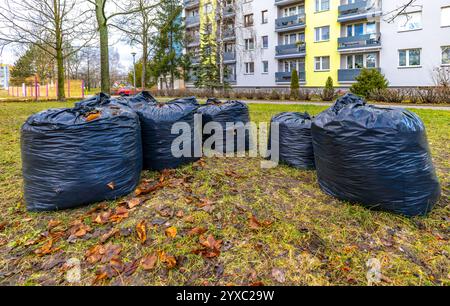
top-left (442, 46), bottom-right (450, 65)
top-left (284, 32), bottom-right (304, 44)
top-left (262, 61), bottom-right (269, 73)
top-left (398, 11), bottom-right (422, 31)
top-left (261, 10), bottom-right (268, 24)
top-left (283, 5), bottom-right (304, 17)
top-left (399, 49), bottom-right (421, 67)
top-left (244, 14), bottom-right (254, 27)
top-left (346, 53), bottom-right (377, 69)
top-left (245, 62), bottom-right (255, 74)
top-left (283, 59), bottom-right (305, 73)
top-left (442, 7), bottom-right (450, 27)
top-left (315, 26), bottom-right (330, 42)
top-left (315, 56), bottom-right (330, 71)
top-left (245, 38), bottom-right (254, 50)
top-left (315, 0), bottom-right (330, 12)
top-left (262, 36), bottom-right (269, 49)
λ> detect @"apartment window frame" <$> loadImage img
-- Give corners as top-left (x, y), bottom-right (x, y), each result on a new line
top-left (315, 26), bottom-right (330, 42)
top-left (262, 61), bottom-right (269, 74)
top-left (245, 62), bottom-right (255, 75)
top-left (442, 6), bottom-right (450, 27)
top-left (315, 0), bottom-right (330, 13)
top-left (315, 56), bottom-right (330, 71)
top-left (244, 38), bottom-right (255, 51)
top-left (442, 46), bottom-right (450, 66)
top-left (262, 36), bottom-right (269, 49)
top-left (261, 10), bottom-right (268, 24)
top-left (397, 11), bottom-right (423, 32)
top-left (398, 48), bottom-right (422, 68)
top-left (346, 53), bottom-right (377, 69)
top-left (244, 14), bottom-right (254, 27)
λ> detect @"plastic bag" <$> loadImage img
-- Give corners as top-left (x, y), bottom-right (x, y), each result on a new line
top-left (311, 93), bottom-right (441, 216)
top-left (21, 104), bottom-right (143, 211)
top-left (270, 112), bottom-right (315, 169)
top-left (133, 101), bottom-right (199, 170)
top-left (197, 99), bottom-right (251, 152)
top-left (167, 96), bottom-right (199, 105)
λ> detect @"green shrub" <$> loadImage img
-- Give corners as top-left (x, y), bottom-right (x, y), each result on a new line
top-left (350, 68), bottom-right (388, 98)
top-left (269, 89), bottom-right (281, 100)
top-left (320, 76), bottom-right (336, 101)
top-left (290, 69), bottom-right (300, 100)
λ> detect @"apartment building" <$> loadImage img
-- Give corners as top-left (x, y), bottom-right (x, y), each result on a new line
top-left (183, 0), bottom-right (450, 88)
top-left (0, 64), bottom-right (10, 89)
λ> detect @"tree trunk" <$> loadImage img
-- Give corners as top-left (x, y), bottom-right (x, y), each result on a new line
top-left (56, 47), bottom-right (65, 101)
top-left (96, 0), bottom-right (110, 94)
top-left (142, 35), bottom-right (148, 90)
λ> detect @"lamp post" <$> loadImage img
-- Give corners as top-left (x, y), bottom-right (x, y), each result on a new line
top-left (131, 52), bottom-right (137, 95)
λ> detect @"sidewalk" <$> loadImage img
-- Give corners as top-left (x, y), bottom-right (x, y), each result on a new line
top-left (241, 100), bottom-right (450, 111)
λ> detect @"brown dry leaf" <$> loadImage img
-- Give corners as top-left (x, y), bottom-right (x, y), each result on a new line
top-left (141, 254), bottom-right (158, 271)
top-left (93, 210), bottom-right (112, 225)
top-left (85, 112), bottom-right (101, 122)
top-left (187, 227), bottom-right (207, 237)
top-left (249, 215), bottom-right (273, 230)
top-left (127, 198), bottom-right (141, 209)
top-left (99, 228), bottom-right (119, 243)
top-left (135, 181), bottom-right (165, 196)
top-left (183, 215), bottom-right (195, 223)
top-left (158, 251), bottom-right (177, 269)
top-left (123, 258), bottom-right (140, 277)
top-left (68, 220), bottom-right (92, 238)
top-left (107, 182), bottom-right (115, 190)
top-left (34, 239), bottom-right (60, 256)
top-left (165, 226), bottom-right (177, 238)
top-left (109, 207), bottom-right (129, 223)
top-left (136, 220), bottom-right (147, 244)
top-left (101, 243), bottom-right (122, 263)
top-left (85, 244), bottom-right (105, 264)
top-left (47, 220), bottom-right (61, 230)
top-left (175, 210), bottom-right (184, 218)
top-left (193, 234), bottom-right (223, 258)
top-left (22, 217), bottom-right (33, 222)
top-left (225, 170), bottom-right (240, 178)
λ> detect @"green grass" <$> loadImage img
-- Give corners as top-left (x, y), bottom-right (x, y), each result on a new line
top-left (0, 101), bottom-right (449, 286)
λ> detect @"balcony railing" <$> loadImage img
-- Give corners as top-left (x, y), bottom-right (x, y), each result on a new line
top-left (275, 43), bottom-right (306, 58)
top-left (338, 33), bottom-right (381, 50)
top-left (223, 52), bottom-right (236, 62)
top-left (191, 56), bottom-right (200, 65)
top-left (338, 0), bottom-right (382, 21)
top-left (275, 0), bottom-right (304, 6)
top-left (338, 68), bottom-right (381, 82)
top-left (225, 75), bottom-right (237, 83)
top-left (223, 6), bottom-right (235, 17)
top-left (275, 71), bottom-right (306, 83)
top-left (275, 14), bottom-right (306, 32)
top-left (184, 0), bottom-right (199, 9)
top-left (185, 15), bottom-right (200, 27)
top-left (223, 29), bottom-right (236, 40)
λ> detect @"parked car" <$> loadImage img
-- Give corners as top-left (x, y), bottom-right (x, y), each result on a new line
top-left (114, 87), bottom-right (134, 96)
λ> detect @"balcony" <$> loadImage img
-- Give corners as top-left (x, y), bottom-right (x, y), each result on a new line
top-left (275, 43), bottom-right (306, 59)
top-left (338, 68), bottom-right (381, 82)
top-left (223, 52), bottom-right (236, 63)
top-left (338, 0), bottom-right (382, 22)
top-left (338, 33), bottom-right (381, 51)
top-left (223, 29), bottom-right (236, 40)
top-left (185, 15), bottom-right (200, 28)
top-left (225, 75), bottom-right (237, 83)
top-left (223, 6), bottom-right (235, 18)
top-left (275, 14), bottom-right (306, 32)
top-left (187, 35), bottom-right (200, 47)
top-left (184, 0), bottom-right (199, 9)
top-left (275, 0), bottom-right (304, 6)
top-left (191, 56), bottom-right (200, 65)
top-left (275, 71), bottom-right (306, 83)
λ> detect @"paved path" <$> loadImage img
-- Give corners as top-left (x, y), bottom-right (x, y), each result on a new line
top-left (241, 100), bottom-right (450, 111)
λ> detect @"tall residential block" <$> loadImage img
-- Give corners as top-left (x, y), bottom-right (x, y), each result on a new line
top-left (183, 0), bottom-right (450, 88)
top-left (0, 64), bottom-right (10, 89)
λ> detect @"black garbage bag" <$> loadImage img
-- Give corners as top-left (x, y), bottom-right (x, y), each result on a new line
top-left (74, 92), bottom-right (110, 108)
top-left (134, 101), bottom-right (200, 170)
top-left (269, 112), bottom-right (315, 169)
top-left (21, 104), bottom-right (143, 212)
top-left (197, 99), bottom-right (251, 153)
top-left (167, 96), bottom-right (199, 105)
top-left (311, 93), bottom-right (441, 216)
top-left (124, 91), bottom-right (158, 106)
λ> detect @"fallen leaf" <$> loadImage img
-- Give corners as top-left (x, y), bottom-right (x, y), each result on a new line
top-left (176, 210), bottom-right (184, 218)
top-left (68, 220), bottom-right (92, 239)
top-left (183, 215), bottom-right (195, 223)
top-left (271, 268), bottom-right (286, 283)
top-left (109, 207), bottom-right (129, 223)
top-left (193, 234), bottom-right (222, 258)
top-left (158, 251), bottom-right (177, 269)
top-left (47, 220), bottom-right (61, 230)
top-left (99, 228), bottom-right (119, 243)
top-left (136, 220), bottom-right (147, 244)
top-left (249, 215), bottom-right (273, 230)
top-left (34, 239), bottom-right (60, 256)
top-left (187, 227), bottom-right (207, 237)
top-left (165, 226), bottom-right (177, 238)
top-left (93, 210), bottom-right (112, 225)
top-left (135, 181), bottom-right (165, 196)
top-left (141, 254), bottom-right (158, 271)
top-left (85, 112), bottom-right (101, 122)
top-left (123, 258), bottom-right (140, 277)
top-left (127, 198), bottom-right (141, 209)
top-left (107, 182), bottom-right (115, 190)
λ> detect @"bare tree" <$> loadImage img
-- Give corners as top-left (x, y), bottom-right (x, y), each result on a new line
top-left (384, 0), bottom-right (421, 23)
top-left (86, 0), bottom-right (159, 94)
top-left (0, 0), bottom-right (95, 100)
top-left (112, 0), bottom-right (158, 90)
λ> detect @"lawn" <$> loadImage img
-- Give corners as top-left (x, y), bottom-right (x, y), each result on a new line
top-left (0, 101), bottom-right (448, 286)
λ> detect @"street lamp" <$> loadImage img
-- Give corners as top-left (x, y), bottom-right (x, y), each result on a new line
top-left (131, 52), bottom-right (137, 95)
